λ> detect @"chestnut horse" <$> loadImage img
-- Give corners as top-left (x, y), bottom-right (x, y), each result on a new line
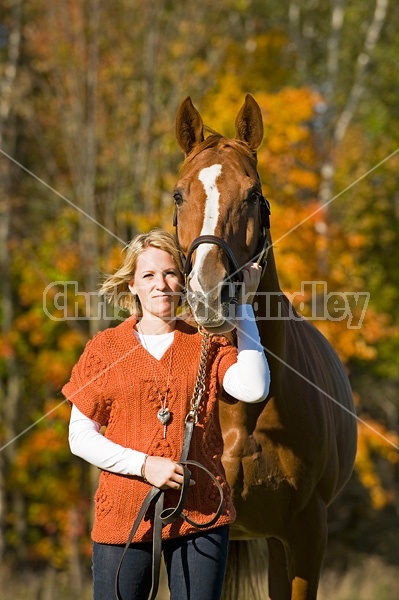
top-left (173, 95), bottom-right (357, 599)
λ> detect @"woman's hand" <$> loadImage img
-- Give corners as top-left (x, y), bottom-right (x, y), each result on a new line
top-left (142, 455), bottom-right (195, 490)
top-left (238, 262), bottom-right (262, 305)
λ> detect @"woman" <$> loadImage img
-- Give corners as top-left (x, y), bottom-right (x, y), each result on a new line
top-left (63, 229), bottom-right (270, 600)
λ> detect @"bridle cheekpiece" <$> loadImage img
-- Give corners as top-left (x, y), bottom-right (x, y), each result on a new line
top-left (173, 194), bottom-right (271, 284)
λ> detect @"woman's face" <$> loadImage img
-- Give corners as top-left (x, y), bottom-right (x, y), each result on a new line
top-left (128, 247), bottom-right (183, 322)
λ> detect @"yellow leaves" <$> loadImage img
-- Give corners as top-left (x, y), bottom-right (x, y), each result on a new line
top-left (11, 399), bottom-right (88, 567)
top-left (0, 334), bottom-right (14, 359)
top-left (15, 311), bottom-right (46, 347)
top-left (347, 231), bottom-right (367, 250)
top-left (253, 88), bottom-right (322, 201)
top-left (134, 212), bottom-right (164, 233)
top-left (35, 351), bottom-right (73, 388)
top-left (103, 243), bottom-right (126, 273)
top-left (58, 329), bottom-right (86, 352)
top-left (358, 419), bottom-right (399, 465)
top-left (203, 65), bottom-right (314, 142)
top-left (356, 418), bottom-right (399, 510)
top-left (53, 248), bottom-right (81, 275)
top-left (202, 74), bottom-right (247, 136)
top-left (289, 168), bottom-right (319, 191)
top-left (317, 322), bottom-right (377, 363)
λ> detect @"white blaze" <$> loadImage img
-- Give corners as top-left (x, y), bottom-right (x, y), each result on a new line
top-left (194, 164), bottom-right (222, 275)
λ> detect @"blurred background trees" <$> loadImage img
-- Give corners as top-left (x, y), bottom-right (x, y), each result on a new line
top-left (0, 0), bottom-right (398, 596)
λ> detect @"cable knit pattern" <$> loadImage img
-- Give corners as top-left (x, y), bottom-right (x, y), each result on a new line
top-left (62, 316), bottom-right (238, 544)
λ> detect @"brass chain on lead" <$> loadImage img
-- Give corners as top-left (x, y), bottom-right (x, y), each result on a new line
top-left (185, 330), bottom-right (210, 424)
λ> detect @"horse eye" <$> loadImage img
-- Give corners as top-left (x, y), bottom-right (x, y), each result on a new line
top-left (173, 191), bottom-right (183, 206)
top-left (248, 191), bottom-right (261, 204)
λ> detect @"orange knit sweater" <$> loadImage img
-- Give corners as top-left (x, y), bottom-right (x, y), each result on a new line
top-left (62, 316), bottom-right (238, 544)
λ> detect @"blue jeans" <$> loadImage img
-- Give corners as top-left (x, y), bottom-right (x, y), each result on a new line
top-left (93, 525), bottom-right (229, 600)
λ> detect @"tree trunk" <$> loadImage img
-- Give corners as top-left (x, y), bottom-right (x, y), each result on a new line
top-left (0, 0), bottom-right (23, 562)
top-left (294, 0), bottom-right (390, 273)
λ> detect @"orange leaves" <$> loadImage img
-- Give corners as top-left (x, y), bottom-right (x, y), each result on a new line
top-left (58, 329), bottom-right (85, 352)
top-left (16, 424), bottom-right (66, 475)
top-left (14, 311), bottom-right (47, 347)
top-left (35, 351), bottom-right (74, 388)
top-left (7, 218), bottom-right (88, 391)
top-left (356, 418), bottom-right (399, 510)
top-left (53, 249), bottom-right (81, 276)
top-left (202, 85), bottom-right (321, 203)
top-left (289, 168), bottom-right (319, 191)
top-left (10, 398), bottom-right (90, 566)
top-left (256, 87), bottom-right (322, 201)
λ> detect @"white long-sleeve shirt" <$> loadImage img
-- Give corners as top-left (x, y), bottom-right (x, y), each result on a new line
top-left (68, 305), bottom-right (269, 477)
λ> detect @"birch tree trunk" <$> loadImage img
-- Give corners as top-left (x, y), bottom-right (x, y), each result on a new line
top-left (288, 0), bottom-right (389, 274)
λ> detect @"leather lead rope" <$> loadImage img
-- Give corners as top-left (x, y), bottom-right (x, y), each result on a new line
top-left (115, 333), bottom-right (223, 600)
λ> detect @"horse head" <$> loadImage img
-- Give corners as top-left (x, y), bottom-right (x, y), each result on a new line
top-left (174, 94), bottom-right (271, 333)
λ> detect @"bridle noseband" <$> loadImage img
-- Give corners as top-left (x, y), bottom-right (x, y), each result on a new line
top-left (173, 195), bottom-right (271, 284)
top-left (183, 235), bottom-right (244, 282)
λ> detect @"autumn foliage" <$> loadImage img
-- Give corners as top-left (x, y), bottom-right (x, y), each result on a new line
top-left (1, 0), bottom-right (398, 584)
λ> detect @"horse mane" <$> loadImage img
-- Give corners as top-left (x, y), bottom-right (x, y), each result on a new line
top-left (183, 133), bottom-right (258, 168)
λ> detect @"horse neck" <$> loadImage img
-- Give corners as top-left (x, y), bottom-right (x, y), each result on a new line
top-left (254, 236), bottom-right (286, 383)
top-left (259, 234), bottom-right (281, 294)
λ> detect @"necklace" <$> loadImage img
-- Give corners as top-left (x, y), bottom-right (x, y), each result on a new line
top-left (138, 324), bottom-right (174, 439)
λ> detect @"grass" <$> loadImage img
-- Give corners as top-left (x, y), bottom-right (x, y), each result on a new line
top-left (0, 554), bottom-right (397, 599)
top-left (318, 556), bottom-right (398, 600)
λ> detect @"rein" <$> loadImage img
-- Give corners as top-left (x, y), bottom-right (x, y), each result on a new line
top-left (115, 332), bottom-right (222, 600)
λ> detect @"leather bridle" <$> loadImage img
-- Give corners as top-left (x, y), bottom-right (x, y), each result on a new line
top-left (183, 234), bottom-right (244, 282)
top-left (173, 194), bottom-right (271, 284)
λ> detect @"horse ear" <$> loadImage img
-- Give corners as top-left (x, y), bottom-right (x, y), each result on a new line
top-left (235, 94), bottom-right (264, 150)
top-left (175, 97), bottom-right (205, 155)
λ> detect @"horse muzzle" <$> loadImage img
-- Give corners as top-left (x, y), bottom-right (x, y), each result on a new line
top-left (183, 235), bottom-right (243, 333)
top-left (185, 285), bottom-right (238, 333)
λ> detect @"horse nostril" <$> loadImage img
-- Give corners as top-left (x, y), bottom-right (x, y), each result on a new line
top-left (220, 281), bottom-right (238, 305)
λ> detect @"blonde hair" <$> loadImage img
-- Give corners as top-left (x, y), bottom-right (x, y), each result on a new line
top-left (100, 229), bottom-right (184, 315)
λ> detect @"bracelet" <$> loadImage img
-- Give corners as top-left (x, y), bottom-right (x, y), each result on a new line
top-left (141, 454), bottom-right (149, 483)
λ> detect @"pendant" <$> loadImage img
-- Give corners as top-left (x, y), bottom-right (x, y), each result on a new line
top-left (157, 407), bottom-right (171, 425)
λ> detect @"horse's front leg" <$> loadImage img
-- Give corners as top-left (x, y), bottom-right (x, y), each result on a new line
top-left (286, 492), bottom-right (328, 600)
top-left (220, 399), bottom-right (265, 495)
top-left (220, 401), bottom-right (252, 493)
top-left (267, 537), bottom-right (291, 600)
